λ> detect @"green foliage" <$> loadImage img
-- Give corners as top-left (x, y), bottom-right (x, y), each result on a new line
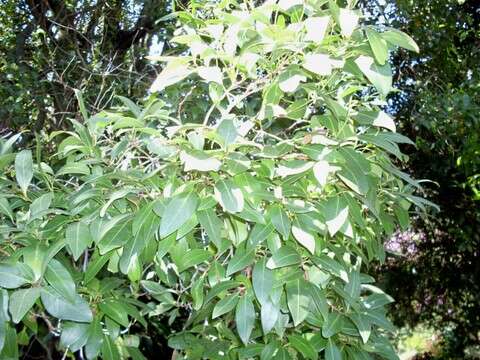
top-left (0, 0), bottom-right (173, 133)
top-left (0, 0), bottom-right (424, 358)
top-left (359, 0), bottom-right (480, 357)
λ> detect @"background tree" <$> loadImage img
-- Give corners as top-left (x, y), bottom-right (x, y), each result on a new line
top-left (0, 0), bottom-right (178, 134)
top-left (359, 0), bottom-right (480, 357)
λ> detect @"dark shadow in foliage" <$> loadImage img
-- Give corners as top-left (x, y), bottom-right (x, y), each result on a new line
top-left (359, 0), bottom-right (480, 357)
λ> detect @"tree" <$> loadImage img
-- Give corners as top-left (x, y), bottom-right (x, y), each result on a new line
top-left (0, 0), bottom-right (175, 134)
top-left (0, 0), bottom-right (424, 358)
top-left (359, 0), bottom-right (480, 357)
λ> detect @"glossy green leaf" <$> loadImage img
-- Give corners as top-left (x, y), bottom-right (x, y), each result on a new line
top-left (355, 55), bottom-right (392, 97)
top-left (45, 259), bottom-right (76, 303)
top-left (212, 293), bottom-right (239, 319)
top-left (288, 334), bottom-right (317, 360)
top-left (366, 28), bottom-right (389, 65)
top-left (235, 295), bottom-right (255, 345)
top-left (252, 259), bottom-right (274, 305)
top-left (9, 288), bottom-right (40, 323)
top-left (99, 300), bottom-right (129, 327)
top-left (325, 339), bottom-right (342, 360)
top-left (41, 286), bottom-right (92, 323)
top-left (226, 247), bottom-right (255, 276)
top-left (286, 279), bottom-right (310, 326)
top-left (160, 191), bottom-right (198, 238)
top-left (60, 322), bottom-right (90, 352)
top-left (177, 249), bottom-right (211, 272)
top-left (0, 197), bottom-right (14, 221)
top-left (324, 197), bottom-right (349, 236)
top-left (381, 28), bottom-right (419, 53)
top-left (101, 334), bottom-right (120, 360)
top-left (215, 179), bottom-right (244, 213)
top-left (266, 246), bottom-right (301, 269)
top-left (322, 312), bottom-right (344, 338)
top-left (15, 150), bottom-right (33, 194)
top-left (197, 208), bottom-right (223, 248)
top-left (66, 221), bottom-right (93, 261)
top-left (268, 205), bottom-right (291, 239)
top-left (217, 118), bottom-right (238, 147)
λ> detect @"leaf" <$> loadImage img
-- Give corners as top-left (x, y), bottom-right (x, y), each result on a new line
top-left (0, 325), bottom-right (18, 359)
top-left (192, 277), bottom-right (204, 311)
top-left (84, 251), bottom-right (113, 284)
top-left (101, 334), bottom-right (120, 360)
top-left (0, 197), bottom-right (14, 221)
top-left (303, 54), bottom-right (339, 76)
top-left (60, 322), bottom-right (90, 352)
top-left (235, 296), bottom-right (255, 345)
top-left (41, 286), bottom-right (92, 323)
top-left (324, 197), bottom-right (349, 236)
top-left (217, 118), bottom-right (238, 147)
top-left (120, 203), bottom-right (160, 273)
top-left (85, 319), bottom-right (104, 359)
top-left (248, 223), bottom-right (275, 248)
top-left (286, 279), bottom-right (310, 326)
top-left (57, 162), bottom-right (90, 176)
top-left (339, 8), bottom-right (359, 37)
top-left (15, 150), bottom-right (33, 194)
top-left (350, 313), bottom-right (371, 344)
top-left (322, 312), bottom-right (344, 338)
top-left (99, 300), bottom-right (129, 327)
top-left (197, 66), bottom-right (223, 84)
top-left (150, 61), bottom-right (191, 92)
top-left (355, 110), bottom-right (396, 132)
top-left (292, 219), bottom-right (315, 254)
top-left (252, 259), bottom-right (274, 305)
top-left (98, 219), bottom-right (131, 254)
top-left (205, 280), bottom-right (241, 303)
top-left (66, 221), bottom-right (93, 261)
top-left (160, 191), bottom-right (198, 238)
top-left (177, 249), bottom-right (211, 272)
top-left (0, 263), bottom-right (33, 289)
top-left (29, 193), bottom-right (53, 219)
top-left (304, 16), bottom-right (330, 43)
top-left (214, 179), bottom-right (244, 213)
top-left (286, 99), bottom-right (308, 119)
top-left (45, 259), bottom-right (76, 303)
top-left (74, 89), bottom-right (89, 121)
top-left (156, 233), bottom-right (176, 260)
top-left (212, 293), bottom-right (239, 319)
top-left (279, 73), bottom-right (306, 93)
top-left (381, 28), bottom-right (419, 53)
top-left (366, 28), bottom-right (389, 65)
top-left (288, 334), bottom-right (317, 360)
top-left (180, 150), bottom-right (221, 172)
top-left (260, 298), bottom-right (279, 334)
top-left (115, 95), bottom-right (141, 117)
top-left (226, 247), bottom-right (255, 276)
top-left (313, 161), bottom-right (331, 187)
top-left (266, 246), bottom-right (301, 269)
top-left (325, 339), bottom-right (342, 360)
top-left (268, 205), bottom-right (291, 239)
top-left (355, 55), bottom-right (392, 97)
top-left (198, 208), bottom-right (223, 248)
top-left (9, 288), bottom-right (40, 323)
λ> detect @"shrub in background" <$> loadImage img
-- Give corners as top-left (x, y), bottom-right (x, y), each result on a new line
top-left (0, 0), bottom-right (427, 358)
